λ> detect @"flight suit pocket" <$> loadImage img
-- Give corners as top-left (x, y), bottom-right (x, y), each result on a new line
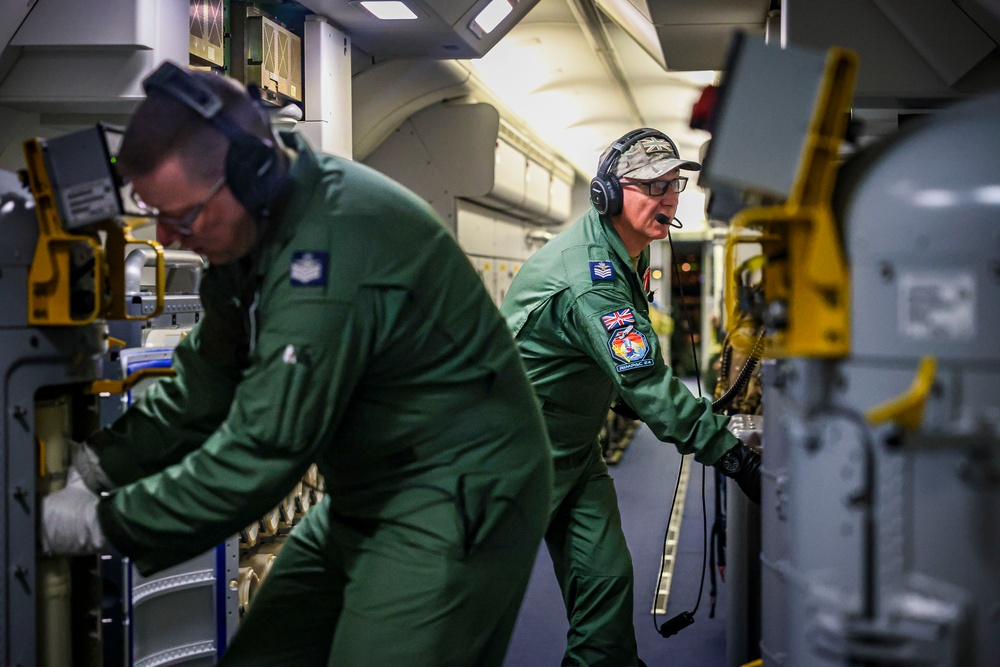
top-left (274, 343), bottom-right (314, 449)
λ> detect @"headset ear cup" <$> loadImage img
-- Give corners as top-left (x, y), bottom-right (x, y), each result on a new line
top-left (225, 137), bottom-right (278, 216)
top-left (590, 176), bottom-right (610, 215)
top-left (593, 127), bottom-right (676, 217)
top-left (605, 173), bottom-right (623, 217)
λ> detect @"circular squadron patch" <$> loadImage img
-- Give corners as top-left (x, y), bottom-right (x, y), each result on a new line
top-left (607, 324), bottom-right (653, 372)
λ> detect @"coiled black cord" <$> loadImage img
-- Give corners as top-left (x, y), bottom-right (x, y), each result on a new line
top-left (712, 331), bottom-right (765, 412)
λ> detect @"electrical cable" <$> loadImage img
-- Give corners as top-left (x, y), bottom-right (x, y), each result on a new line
top-left (651, 219), bottom-right (711, 638)
top-left (712, 331), bottom-right (765, 412)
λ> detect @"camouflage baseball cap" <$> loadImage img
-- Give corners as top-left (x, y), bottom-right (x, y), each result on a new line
top-left (605, 134), bottom-right (701, 181)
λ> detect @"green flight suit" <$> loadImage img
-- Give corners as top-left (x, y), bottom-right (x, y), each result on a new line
top-left (500, 208), bottom-right (739, 666)
top-left (92, 137), bottom-right (553, 666)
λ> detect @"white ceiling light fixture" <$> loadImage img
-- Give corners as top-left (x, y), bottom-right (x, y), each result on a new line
top-left (359, 1), bottom-right (418, 20)
top-left (471, 0), bottom-right (515, 38)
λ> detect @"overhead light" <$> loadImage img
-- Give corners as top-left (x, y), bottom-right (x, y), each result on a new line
top-left (359, 1), bottom-right (417, 20)
top-left (471, 0), bottom-right (514, 37)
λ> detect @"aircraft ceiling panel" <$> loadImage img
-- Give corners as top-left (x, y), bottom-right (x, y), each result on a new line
top-left (296, 0), bottom-right (542, 58)
top-left (468, 21), bottom-right (617, 172)
top-left (646, 0), bottom-right (770, 25)
top-left (469, 0), bottom-right (717, 177)
top-left (655, 22), bottom-right (765, 71)
top-left (645, 0), bottom-right (769, 71)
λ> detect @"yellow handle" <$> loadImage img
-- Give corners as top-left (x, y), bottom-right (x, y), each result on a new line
top-left (865, 356), bottom-right (937, 430)
top-left (723, 222), bottom-right (764, 337)
top-left (86, 367), bottom-right (176, 396)
top-left (101, 218), bottom-right (166, 321)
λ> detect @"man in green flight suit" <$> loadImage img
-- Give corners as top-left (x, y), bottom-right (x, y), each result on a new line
top-left (500, 128), bottom-right (760, 666)
top-left (40, 62), bottom-right (552, 666)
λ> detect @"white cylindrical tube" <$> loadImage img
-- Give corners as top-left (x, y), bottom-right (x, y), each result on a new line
top-left (37, 557), bottom-right (72, 666)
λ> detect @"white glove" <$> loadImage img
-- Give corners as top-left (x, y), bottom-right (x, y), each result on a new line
top-left (40, 468), bottom-right (107, 555)
top-left (71, 439), bottom-right (115, 492)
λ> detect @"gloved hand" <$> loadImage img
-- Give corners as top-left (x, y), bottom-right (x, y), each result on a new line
top-left (70, 439), bottom-right (115, 492)
top-left (714, 443), bottom-right (761, 505)
top-left (40, 468), bottom-right (107, 555)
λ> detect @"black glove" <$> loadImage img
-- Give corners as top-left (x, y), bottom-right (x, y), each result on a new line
top-left (610, 400), bottom-right (640, 420)
top-left (714, 444), bottom-right (761, 505)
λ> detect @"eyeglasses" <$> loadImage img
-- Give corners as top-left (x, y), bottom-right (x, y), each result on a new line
top-left (621, 177), bottom-right (688, 196)
top-left (131, 177), bottom-right (227, 232)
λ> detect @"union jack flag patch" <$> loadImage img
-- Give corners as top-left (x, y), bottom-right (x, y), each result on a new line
top-left (601, 308), bottom-right (635, 331)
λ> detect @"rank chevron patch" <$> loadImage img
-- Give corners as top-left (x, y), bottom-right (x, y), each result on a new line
top-left (290, 251), bottom-right (329, 287)
top-left (589, 261), bottom-right (615, 281)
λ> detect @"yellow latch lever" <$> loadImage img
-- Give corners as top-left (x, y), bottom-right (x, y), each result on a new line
top-left (865, 357), bottom-right (937, 431)
top-left (101, 217), bottom-right (166, 322)
top-left (86, 367), bottom-right (176, 396)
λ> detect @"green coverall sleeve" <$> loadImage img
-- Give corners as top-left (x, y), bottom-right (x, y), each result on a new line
top-left (91, 266), bottom-right (253, 486)
top-left (98, 295), bottom-right (369, 575)
top-left (564, 289), bottom-right (738, 465)
top-left (93, 323), bottom-right (244, 486)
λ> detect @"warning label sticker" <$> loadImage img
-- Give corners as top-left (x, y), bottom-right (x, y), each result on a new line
top-left (898, 271), bottom-right (976, 341)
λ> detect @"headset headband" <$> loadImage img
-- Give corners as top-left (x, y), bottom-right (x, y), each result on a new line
top-left (139, 61), bottom-right (284, 218)
top-left (142, 62), bottom-right (254, 146)
top-left (596, 127), bottom-right (669, 178)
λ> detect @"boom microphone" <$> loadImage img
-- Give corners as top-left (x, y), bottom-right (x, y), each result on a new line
top-left (655, 213), bottom-right (683, 228)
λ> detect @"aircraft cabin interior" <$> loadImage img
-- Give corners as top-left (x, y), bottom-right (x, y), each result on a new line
top-left (2, 0), bottom-right (998, 665)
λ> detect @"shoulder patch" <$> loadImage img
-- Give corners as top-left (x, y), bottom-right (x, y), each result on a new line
top-left (589, 261), bottom-right (615, 282)
top-left (607, 325), bottom-right (654, 372)
top-left (600, 307), bottom-right (635, 331)
top-left (290, 251), bottom-right (328, 287)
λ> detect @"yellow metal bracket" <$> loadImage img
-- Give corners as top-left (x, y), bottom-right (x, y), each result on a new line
top-left (22, 138), bottom-right (167, 325)
top-left (725, 47), bottom-right (859, 358)
top-left (100, 216), bottom-right (166, 321)
top-left (724, 232), bottom-right (772, 319)
top-left (23, 138), bottom-right (105, 325)
top-left (866, 356), bottom-right (937, 430)
top-left (86, 367), bottom-right (176, 396)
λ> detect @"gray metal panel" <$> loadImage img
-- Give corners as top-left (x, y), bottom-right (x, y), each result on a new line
top-left (653, 23), bottom-right (765, 72)
top-left (871, 0), bottom-right (996, 85)
top-left (2, 325), bottom-right (105, 667)
top-left (842, 91), bottom-right (1000, 363)
top-left (700, 34), bottom-right (829, 199)
top-left (43, 125), bottom-right (122, 228)
top-left (0, 1), bottom-right (188, 114)
top-left (643, 0), bottom-right (769, 71)
top-left (760, 359), bottom-right (870, 667)
top-left (126, 540), bottom-right (240, 662)
top-left (0, 186), bottom-right (37, 329)
top-left (783, 0), bottom-right (1000, 103)
top-left (763, 90), bottom-right (1000, 667)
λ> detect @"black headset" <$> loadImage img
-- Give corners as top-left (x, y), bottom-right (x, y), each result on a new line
top-left (141, 61), bottom-right (285, 218)
top-left (589, 127), bottom-right (680, 217)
